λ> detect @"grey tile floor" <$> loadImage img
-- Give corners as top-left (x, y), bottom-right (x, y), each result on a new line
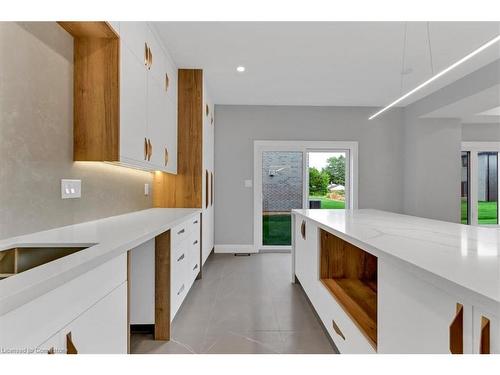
top-left (131, 253), bottom-right (336, 354)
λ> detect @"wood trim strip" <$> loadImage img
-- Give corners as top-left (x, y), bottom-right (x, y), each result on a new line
top-left (480, 316), bottom-right (490, 354)
top-left (154, 230), bottom-right (171, 340)
top-left (449, 303), bottom-right (464, 354)
top-left (66, 332), bottom-right (78, 354)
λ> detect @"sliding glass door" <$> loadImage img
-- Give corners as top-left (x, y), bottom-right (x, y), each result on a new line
top-left (461, 143), bottom-right (499, 227)
top-left (254, 141), bottom-right (357, 251)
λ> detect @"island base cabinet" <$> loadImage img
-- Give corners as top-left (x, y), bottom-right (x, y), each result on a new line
top-left (37, 283), bottom-right (127, 354)
top-left (378, 260), bottom-right (473, 354)
top-left (472, 307), bottom-right (499, 354)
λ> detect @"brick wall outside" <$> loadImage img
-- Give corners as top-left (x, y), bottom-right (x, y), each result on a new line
top-left (262, 151), bottom-right (303, 212)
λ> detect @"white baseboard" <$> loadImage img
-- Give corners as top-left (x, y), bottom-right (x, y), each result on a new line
top-left (214, 244), bottom-right (256, 254)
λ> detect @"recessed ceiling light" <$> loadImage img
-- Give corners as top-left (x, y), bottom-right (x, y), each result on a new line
top-left (236, 66), bottom-right (246, 73)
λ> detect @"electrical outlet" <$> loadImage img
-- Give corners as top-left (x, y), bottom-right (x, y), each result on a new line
top-left (61, 179), bottom-right (81, 199)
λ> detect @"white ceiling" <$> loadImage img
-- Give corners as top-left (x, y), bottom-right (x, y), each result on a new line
top-left (422, 84), bottom-right (500, 124)
top-left (154, 22), bottom-right (500, 107)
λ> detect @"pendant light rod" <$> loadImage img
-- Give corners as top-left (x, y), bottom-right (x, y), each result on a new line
top-left (369, 34), bottom-right (500, 120)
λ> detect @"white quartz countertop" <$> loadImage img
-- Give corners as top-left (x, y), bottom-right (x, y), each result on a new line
top-left (0, 208), bottom-right (201, 315)
top-left (292, 209), bottom-right (500, 304)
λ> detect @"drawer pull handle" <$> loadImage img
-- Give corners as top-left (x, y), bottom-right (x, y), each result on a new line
top-left (480, 316), bottom-right (490, 354)
top-left (193, 264), bottom-right (198, 271)
top-left (193, 240), bottom-right (198, 245)
top-left (300, 220), bottom-right (306, 240)
top-left (193, 220), bottom-right (198, 224)
top-left (177, 284), bottom-right (185, 295)
top-left (66, 332), bottom-right (78, 354)
top-left (177, 253), bottom-right (185, 262)
top-left (449, 303), bottom-right (463, 354)
top-left (177, 229), bottom-right (185, 235)
top-left (332, 319), bottom-right (346, 340)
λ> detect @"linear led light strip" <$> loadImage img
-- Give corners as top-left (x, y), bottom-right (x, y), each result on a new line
top-left (369, 34), bottom-right (500, 120)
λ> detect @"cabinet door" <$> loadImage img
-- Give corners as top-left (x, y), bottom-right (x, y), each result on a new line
top-left (60, 283), bottom-right (128, 354)
top-left (378, 260), bottom-right (473, 354)
top-left (294, 217), bottom-right (319, 294)
top-left (146, 75), bottom-right (168, 170)
top-left (120, 22), bottom-right (149, 65)
top-left (473, 307), bottom-right (499, 354)
top-left (120, 44), bottom-right (148, 165)
top-left (146, 26), bottom-right (166, 83)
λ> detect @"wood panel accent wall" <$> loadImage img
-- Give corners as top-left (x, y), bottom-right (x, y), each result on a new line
top-left (57, 22), bottom-right (120, 161)
top-left (153, 69), bottom-right (203, 208)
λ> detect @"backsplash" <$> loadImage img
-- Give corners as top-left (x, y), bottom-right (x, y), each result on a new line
top-left (0, 22), bottom-right (152, 239)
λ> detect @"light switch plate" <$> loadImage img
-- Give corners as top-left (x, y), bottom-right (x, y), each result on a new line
top-left (244, 179), bottom-right (253, 188)
top-left (61, 179), bottom-right (81, 199)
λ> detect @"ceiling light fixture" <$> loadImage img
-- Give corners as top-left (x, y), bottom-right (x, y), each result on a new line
top-left (369, 34), bottom-right (500, 120)
top-left (236, 66), bottom-right (246, 73)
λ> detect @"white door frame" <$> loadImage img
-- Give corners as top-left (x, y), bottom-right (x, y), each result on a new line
top-left (461, 142), bottom-right (500, 227)
top-left (253, 140), bottom-right (359, 252)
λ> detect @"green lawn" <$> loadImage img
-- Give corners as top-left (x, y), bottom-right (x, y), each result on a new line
top-left (461, 199), bottom-right (498, 225)
top-left (309, 196), bottom-right (345, 209)
top-left (263, 215), bottom-right (291, 246)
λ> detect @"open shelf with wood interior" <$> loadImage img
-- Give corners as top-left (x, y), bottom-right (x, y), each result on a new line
top-left (319, 229), bottom-right (378, 349)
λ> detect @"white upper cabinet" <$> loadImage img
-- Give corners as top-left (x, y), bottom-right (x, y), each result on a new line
top-left (120, 44), bottom-right (148, 166)
top-left (119, 22), bottom-right (178, 174)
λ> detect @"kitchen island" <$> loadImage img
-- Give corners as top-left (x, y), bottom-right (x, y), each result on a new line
top-left (292, 209), bottom-right (500, 354)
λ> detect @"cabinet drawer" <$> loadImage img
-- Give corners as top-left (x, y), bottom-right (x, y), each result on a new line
top-left (190, 215), bottom-right (201, 236)
top-left (171, 221), bottom-right (189, 247)
top-left (316, 285), bottom-right (376, 354)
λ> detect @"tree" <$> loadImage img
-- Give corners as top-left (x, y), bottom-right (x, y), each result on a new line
top-left (324, 155), bottom-right (345, 185)
top-left (309, 167), bottom-right (329, 195)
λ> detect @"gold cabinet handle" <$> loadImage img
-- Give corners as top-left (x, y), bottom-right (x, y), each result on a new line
top-left (165, 73), bottom-right (169, 92)
top-left (480, 316), bottom-right (490, 354)
top-left (300, 220), bottom-right (306, 240)
top-left (449, 303), bottom-right (463, 354)
top-left (144, 42), bottom-right (148, 67)
top-left (332, 319), bottom-right (346, 340)
top-left (149, 47), bottom-right (153, 69)
top-left (66, 332), bottom-right (78, 354)
top-left (144, 137), bottom-right (148, 160)
top-left (164, 147), bottom-right (169, 166)
top-left (147, 139), bottom-right (152, 161)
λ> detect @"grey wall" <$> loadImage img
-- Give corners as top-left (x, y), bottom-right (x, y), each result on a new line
top-left (214, 105), bottom-right (404, 245)
top-left (0, 22), bottom-right (152, 239)
top-left (462, 123), bottom-right (500, 141)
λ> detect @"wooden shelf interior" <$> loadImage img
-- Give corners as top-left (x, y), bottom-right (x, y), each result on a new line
top-left (320, 229), bottom-right (378, 348)
top-left (57, 22), bottom-right (120, 162)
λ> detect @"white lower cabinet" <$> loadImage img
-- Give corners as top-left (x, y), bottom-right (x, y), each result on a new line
top-left (0, 254), bottom-right (128, 354)
top-left (472, 307), bottom-right (499, 354)
top-left (378, 259), bottom-right (473, 353)
top-left (38, 283), bottom-right (127, 354)
top-left (170, 214), bottom-right (201, 321)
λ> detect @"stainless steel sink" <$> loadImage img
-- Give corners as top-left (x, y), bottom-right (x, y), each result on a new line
top-left (0, 245), bottom-right (91, 280)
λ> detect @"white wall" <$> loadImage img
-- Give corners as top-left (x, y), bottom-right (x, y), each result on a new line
top-left (214, 105), bottom-right (404, 246)
top-left (462, 123), bottom-right (500, 141)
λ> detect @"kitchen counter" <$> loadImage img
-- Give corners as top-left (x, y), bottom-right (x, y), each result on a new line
top-left (0, 208), bottom-right (201, 316)
top-left (292, 209), bottom-right (500, 304)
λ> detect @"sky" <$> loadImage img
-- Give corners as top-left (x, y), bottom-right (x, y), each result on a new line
top-left (307, 152), bottom-right (345, 170)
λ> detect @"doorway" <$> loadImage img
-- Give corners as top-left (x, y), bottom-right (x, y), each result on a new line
top-left (254, 141), bottom-right (358, 252)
